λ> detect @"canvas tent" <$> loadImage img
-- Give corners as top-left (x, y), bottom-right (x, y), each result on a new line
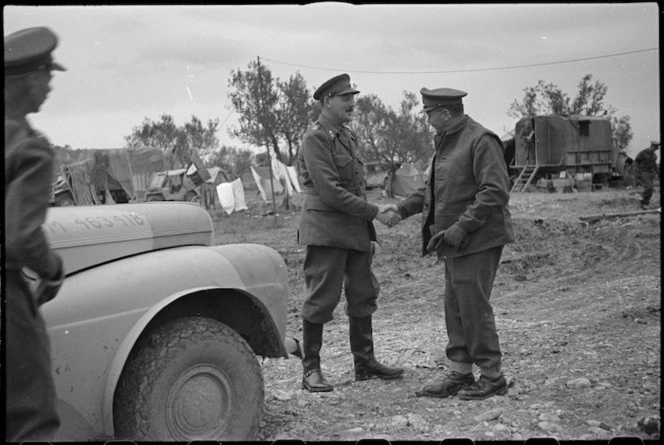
top-left (59, 147), bottom-right (166, 205)
top-left (388, 163), bottom-right (426, 197)
top-left (199, 166), bottom-right (235, 210)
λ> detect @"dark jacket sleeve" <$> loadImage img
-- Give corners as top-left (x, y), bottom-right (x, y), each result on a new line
top-left (396, 186), bottom-right (426, 219)
top-left (456, 134), bottom-right (511, 233)
top-left (4, 129), bottom-right (63, 279)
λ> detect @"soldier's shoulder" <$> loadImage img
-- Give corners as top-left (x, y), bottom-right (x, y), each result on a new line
top-left (5, 118), bottom-right (30, 146)
top-left (305, 121), bottom-right (334, 141)
top-left (5, 119), bottom-right (50, 152)
top-left (306, 121), bottom-right (325, 134)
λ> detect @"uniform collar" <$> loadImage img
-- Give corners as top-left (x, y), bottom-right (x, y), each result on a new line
top-left (437, 114), bottom-right (469, 138)
top-left (318, 113), bottom-right (346, 138)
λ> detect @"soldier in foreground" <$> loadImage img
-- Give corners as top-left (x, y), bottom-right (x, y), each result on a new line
top-left (296, 73), bottom-right (404, 392)
top-left (5, 26), bottom-right (67, 441)
top-left (381, 87), bottom-right (514, 400)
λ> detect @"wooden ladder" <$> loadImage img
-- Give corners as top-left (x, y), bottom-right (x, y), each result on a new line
top-left (510, 164), bottom-right (539, 193)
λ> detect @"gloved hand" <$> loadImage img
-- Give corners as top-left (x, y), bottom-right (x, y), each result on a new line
top-left (36, 266), bottom-right (64, 306)
top-left (21, 259), bottom-right (65, 306)
top-left (443, 223), bottom-right (469, 250)
top-left (427, 230), bottom-right (446, 252)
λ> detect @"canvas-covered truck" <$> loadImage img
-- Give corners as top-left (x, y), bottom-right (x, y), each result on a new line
top-left (51, 148), bottom-right (167, 206)
top-left (510, 114), bottom-right (624, 192)
top-left (145, 155), bottom-right (213, 202)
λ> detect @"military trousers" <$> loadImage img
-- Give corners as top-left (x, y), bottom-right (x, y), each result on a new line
top-left (5, 270), bottom-right (60, 442)
top-left (636, 170), bottom-right (656, 205)
top-left (443, 245), bottom-right (504, 374)
top-left (301, 245), bottom-right (379, 324)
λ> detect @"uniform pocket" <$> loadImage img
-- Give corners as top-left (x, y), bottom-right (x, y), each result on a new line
top-left (333, 154), bottom-right (354, 182)
top-left (333, 155), bottom-right (353, 168)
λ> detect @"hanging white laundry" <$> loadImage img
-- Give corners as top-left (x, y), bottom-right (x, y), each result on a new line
top-left (231, 178), bottom-right (248, 211)
top-left (216, 182), bottom-right (236, 215)
top-left (251, 166), bottom-right (267, 201)
top-left (286, 165), bottom-right (302, 193)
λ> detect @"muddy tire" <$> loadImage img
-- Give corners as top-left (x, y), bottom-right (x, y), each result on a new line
top-left (113, 317), bottom-right (264, 441)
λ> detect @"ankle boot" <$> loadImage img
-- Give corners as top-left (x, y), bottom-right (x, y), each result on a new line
top-left (349, 315), bottom-right (404, 381)
top-left (301, 320), bottom-right (333, 392)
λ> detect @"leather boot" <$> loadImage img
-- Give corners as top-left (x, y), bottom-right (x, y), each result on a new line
top-left (349, 315), bottom-right (404, 381)
top-left (301, 320), bottom-right (333, 392)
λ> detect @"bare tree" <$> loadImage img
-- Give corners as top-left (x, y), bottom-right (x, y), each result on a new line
top-left (276, 72), bottom-right (317, 165)
top-left (124, 114), bottom-right (219, 169)
top-left (227, 59), bottom-right (282, 160)
top-left (352, 92), bottom-right (433, 170)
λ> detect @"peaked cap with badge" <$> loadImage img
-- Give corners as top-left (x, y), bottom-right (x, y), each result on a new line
top-left (420, 87), bottom-right (467, 112)
top-left (5, 26), bottom-right (66, 76)
top-left (313, 73), bottom-right (360, 101)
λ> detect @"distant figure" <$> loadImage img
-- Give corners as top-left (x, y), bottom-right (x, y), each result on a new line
top-left (381, 87), bottom-right (514, 401)
top-left (5, 26), bottom-right (67, 441)
top-left (623, 155), bottom-right (635, 188)
top-left (296, 73), bottom-right (404, 393)
top-left (634, 141), bottom-right (660, 209)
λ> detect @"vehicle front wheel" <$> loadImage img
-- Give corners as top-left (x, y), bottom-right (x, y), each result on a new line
top-left (113, 317), bottom-right (264, 441)
top-left (55, 194), bottom-right (75, 207)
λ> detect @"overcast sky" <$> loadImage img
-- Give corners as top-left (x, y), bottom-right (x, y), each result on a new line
top-left (4, 3), bottom-right (660, 158)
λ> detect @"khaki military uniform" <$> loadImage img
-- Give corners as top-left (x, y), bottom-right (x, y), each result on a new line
top-left (635, 146), bottom-right (659, 206)
top-left (5, 117), bottom-right (63, 441)
top-left (297, 113), bottom-right (379, 323)
top-left (398, 114), bottom-right (514, 376)
top-left (5, 26), bottom-right (67, 442)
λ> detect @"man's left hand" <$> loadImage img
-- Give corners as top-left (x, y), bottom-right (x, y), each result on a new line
top-left (443, 223), bottom-right (469, 250)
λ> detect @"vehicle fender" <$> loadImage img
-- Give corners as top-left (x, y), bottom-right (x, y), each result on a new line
top-left (44, 245), bottom-right (289, 438)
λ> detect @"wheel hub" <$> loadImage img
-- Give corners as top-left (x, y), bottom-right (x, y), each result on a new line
top-left (166, 364), bottom-right (232, 440)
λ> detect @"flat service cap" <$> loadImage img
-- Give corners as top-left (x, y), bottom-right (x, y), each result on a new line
top-left (650, 140), bottom-right (660, 146)
top-left (5, 26), bottom-right (66, 76)
top-left (313, 73), bottom-right (359, 101)
top-left (420, 87), bottom-right (467, 112)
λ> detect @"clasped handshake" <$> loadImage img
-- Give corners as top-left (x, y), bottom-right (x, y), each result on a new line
top-left (375, 205), bottom-right (469, 252)
top-left (375, 204), bottom-right (401, 228)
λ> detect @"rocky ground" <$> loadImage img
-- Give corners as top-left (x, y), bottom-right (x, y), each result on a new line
top-left (213, 187), bottom-right (661, 442)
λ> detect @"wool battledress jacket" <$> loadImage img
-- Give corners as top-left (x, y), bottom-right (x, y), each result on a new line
top-left (397, 115), bottom-right (515, 258)
top-left (5, 117), bottom-right (63, 278)
top-left (297, 114), bottom-right (378, 252)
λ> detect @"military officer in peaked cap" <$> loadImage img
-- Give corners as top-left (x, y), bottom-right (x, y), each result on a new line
top-left (5, 26), bottom-right (67, 442)
top-left (381, 86), bottom-right (515, 400)
top-left (296, 73), bottom-right (404, 392)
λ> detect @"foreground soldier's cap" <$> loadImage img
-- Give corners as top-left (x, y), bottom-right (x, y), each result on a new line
top-left (650, 141), bottom-right (660, 146)
top-left (420, 87), bottom-right (467, 112)
top-left (313, 73), bottom-right (360, 101)
top-left (5, 26), bottom-right (66, 76)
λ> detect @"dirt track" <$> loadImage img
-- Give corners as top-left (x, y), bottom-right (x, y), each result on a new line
top-left (214, 188), bottom-right (661, 441)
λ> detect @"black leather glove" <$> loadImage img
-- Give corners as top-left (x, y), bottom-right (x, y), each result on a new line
top-left (443, 223), bottom-right (469, 250)
top-left (427, 230), bottom-right (446, 252)
top-left (21, 258), bottom-right (65, 306)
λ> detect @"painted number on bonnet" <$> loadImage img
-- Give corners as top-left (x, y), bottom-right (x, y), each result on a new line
top-left (43, 213), bottom-right (149, 233)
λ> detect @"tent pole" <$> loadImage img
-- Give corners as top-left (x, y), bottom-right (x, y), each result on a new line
top-left (266, 145), bottom-right (278, 226)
